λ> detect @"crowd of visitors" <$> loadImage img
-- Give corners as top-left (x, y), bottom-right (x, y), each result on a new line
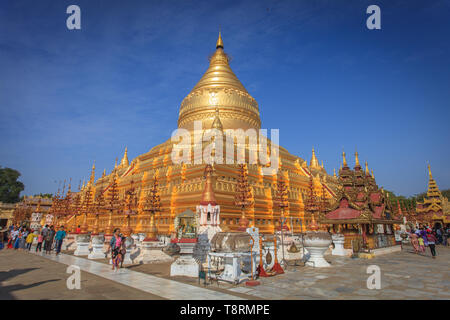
top-left (0, 224), bottom-right (129, 270)
top-left (0, 224), bottom-right (67, 255)
top-left (408, 224), bottom-right (449, 258)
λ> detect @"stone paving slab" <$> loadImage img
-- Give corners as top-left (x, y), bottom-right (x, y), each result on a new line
top-left (230, 245), bottom-right (450, 300)
top-left (0, 250), bottom-right (163, 300)
top-left (28, 250), bottom-right (243, 300)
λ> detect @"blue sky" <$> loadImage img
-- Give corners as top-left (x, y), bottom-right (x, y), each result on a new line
top-left (0, 0), bottom-right (449, 197)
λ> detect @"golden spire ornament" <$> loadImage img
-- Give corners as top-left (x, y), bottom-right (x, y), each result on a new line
top-left (216, 31), bottom-right (224, 49)
top-left (342, 151), bottom-right (347, 167)
top-left (310, 147), bottom-right (319, 168)
top-left (365, 161), bottom-right (370, 175)
top-left (121, 146), bottom-right (129, 167)
top-left (89, 160), bottom-right (96, 185)
top-left (428, 163), bottom-right (433, 179)
top-left (211, 107), bottom-right (223, 131)
top-left (355, 151), bottom-right (360, 167)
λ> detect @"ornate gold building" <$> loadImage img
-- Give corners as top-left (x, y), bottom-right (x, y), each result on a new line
top-left (416, 164), bottom-right (449, 226)
top-left (66, 34), bottom-right (340, 235)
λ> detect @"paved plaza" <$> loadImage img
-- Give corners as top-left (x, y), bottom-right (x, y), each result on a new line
top-left (0, 244), bottom-right (449, 300)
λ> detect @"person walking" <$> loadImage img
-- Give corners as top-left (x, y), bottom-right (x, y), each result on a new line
top-left (35, 232), bottom-right (44, 252)
top-left (419, 227), bottom-right (428, 250)
top-left (426, 230), bottom-right (438, 259)
top-left (25, 230), bottom-right (36, 251)
top-left (13, 228), bottom-right (22, 250)
top-left (54, 226), bottom-right (67, 255)
top-left (19, 228), bottom-right (29, 250)
top-left (7, 227), bottom-right (17, 249)
top-left (109, 228), bottom-right (122, 272)
top-left (409, 230), bottom-right (420, 253)
top-left (445, 226), bottom-right (450, 246)
top-left (119, 235), bottom-right (127, 269)
top-left (44, 226), bottom-right (56, 254)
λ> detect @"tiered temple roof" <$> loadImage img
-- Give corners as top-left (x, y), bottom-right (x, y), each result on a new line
top-left (321, 151), bottom-right (401, 225)
top-left (416, 164), bottom-right (449, 224)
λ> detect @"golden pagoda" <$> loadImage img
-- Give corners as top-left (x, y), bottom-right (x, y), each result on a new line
top-left (73, 33), bottom-right (339, 235)
top-left (416, 164), bottom-right (449, 226)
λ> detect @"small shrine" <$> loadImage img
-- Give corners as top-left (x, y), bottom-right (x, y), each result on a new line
top-left (196, 164), bottom-right (221, 240)
top-left (170, 209), bottom-right (200, 277)
top-left (174, 209), bottom-right (198, 239)
top-left (320, 152), bottom-right (402, 253)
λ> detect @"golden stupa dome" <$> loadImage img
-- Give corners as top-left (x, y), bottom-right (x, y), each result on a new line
top-left (178, 33), bottom-right (261, 131)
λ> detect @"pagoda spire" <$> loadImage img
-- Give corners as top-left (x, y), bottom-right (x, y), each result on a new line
top-left (333, 168), bottom-right (336, 178)
top-left (200, 164), bottom-right (217, 205)
top-left (310, 147), bottom-right (320, 168)
top-left (89, 160), bottom-right (96, 184)
top-left (428, 163), bottom-right (433, 179)
top-left (342, 150), bottom-right (347, 167)
top-left (102, 169), bottom-right (106, 178)
top-left (425, 163), bottom-right (442, 198)
top-left (354, 151), bottom-right (361, 168)
top-left (365, 161), bottom-right (370, 175)
top-left (371, 169), bottom-right (374, 179)
top-left (216, 31), bottom-right (224, 49)
top-left (120, 146), bottom-right (129, 167)
top-left (211, 107), bottom-right (223, 131)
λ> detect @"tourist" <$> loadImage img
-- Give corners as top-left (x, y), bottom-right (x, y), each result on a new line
top-left (35, 231), bottom-right (44, 252)
top-left (445, 226), bottom-right (450, 246)
top-left (13, 228), bottom-right (22, 250)
top-left (7, 227), bottom-right (16, 249)
top-left (54, 226), bottom-right (67, 255)
top-left (419, 227), bottom-right (428, 249)
top-left (44, 225), bottom-right (56, 254)
top-left (0, 229), bottom-right (7, 250)
top-left (418, 233), bottom-right (425, 253)
top-left (25, 230), bottom-right (37, 251)
top-left (19, 228), bottom-right (29, 250)
top-left (409, 230), bottom-right (419, 254)
top-left (41, 224), bottom-right (49, 239)
top-left (119, 235), bottom-right (127, 269)
top-left (109, 228), bottom-right (122, 271)
top-left (426, 230), bottom-right (438, 259)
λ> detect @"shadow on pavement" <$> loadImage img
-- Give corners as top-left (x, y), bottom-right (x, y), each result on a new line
top-left (0, 268), bottom-right (59, 300)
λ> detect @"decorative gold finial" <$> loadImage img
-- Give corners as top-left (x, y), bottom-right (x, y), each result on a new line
top-left (90, 160), bottom-right (96, 184)
top-left (216, 31), bottom-right (224, 49)
top-left (102, 169), bottom-right (106, 178)
top-left (310, 147), bottom-right (319, 168)
top-left (371, 169), bottom-right (374, 179)
top-left (211, 107), bottom-right (223, 130)
top-left (342, 150), bottom-right (347, 167)
top-left (333, 168), bottom-right (336, 178)
top-left (355, 151), bottom-right (360, 167)
top-left (428, 163), bottom-right (433, 179)
top-left (365, 161), bottom-right (369, 175)
top-left (114, 157), bottom-right (118, 169)
top-left (121, 146), bottom-right (129, 167)
top-left (321, 160), bottom-right (324, 168)
top-left (200, 164), bottom-right (217, 205)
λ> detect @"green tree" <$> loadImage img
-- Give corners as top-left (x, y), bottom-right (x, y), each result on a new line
top-left (33, 193), bottom-right (53, 199)
top-left (0, 166), bottom-right (25, 203)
